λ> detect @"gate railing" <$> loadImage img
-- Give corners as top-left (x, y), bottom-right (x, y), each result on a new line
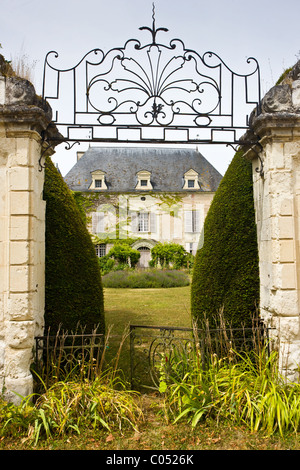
top-left (34, 332), bottom-right (105, 386)
top-left (129, 323), bottom-right (270, 390)
top-left (34, 323), bottom-right (270, 391)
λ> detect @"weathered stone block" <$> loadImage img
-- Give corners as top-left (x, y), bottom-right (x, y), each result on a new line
top-left (9, 265), bottom-right (29, 292)
top-left (10, 241), bottom-right (30, 265)
top-left (280, 198), bottom-right (293, 216)
top-left (281, 263), bottom-right (297, 289)
top-left (8, 138), bottom-right (30, 166)
top-left (9, 167), bottom-right (31, 191)
top-left (269, 143), bottom-right (285, 170)
top-left (269, 171), bottom-right (293, 194)
top-left (5, 320), bottom-right (35, 349)
top-left (7, 293), bottom-right (34, 321)
top-left (271, 262), bottom-right (297, 290)
top-left (3, 375), bottom-right (33, 404)
top-left (269, 289), bottom-right (299, 316)
top-left (278, 216), bottom-right (294, 239)
top-left (292, 80), bottom-right (300, 109)
top-left (10, 191), bottom-right (31, 216)
top-left (4, 347), bottom-right (32, 378)
top-left (10, 215), bottom-right (30, 240)
top-left (279, 240), bottom-right (295, 262)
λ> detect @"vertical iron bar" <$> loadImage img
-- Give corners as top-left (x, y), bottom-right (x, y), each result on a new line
top-left (129, 324), bottom-right (135, 389)
top-left (73, 68), bottom-right (76, 125)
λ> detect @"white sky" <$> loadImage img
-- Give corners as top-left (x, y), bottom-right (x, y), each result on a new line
top-left (1, 0), bottom-right (299, 176)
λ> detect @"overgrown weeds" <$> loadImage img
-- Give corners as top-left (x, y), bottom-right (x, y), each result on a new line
top-left (160, 322), bottom-right (300, 436)
top-left (0, 327), bottom-right (143, 445)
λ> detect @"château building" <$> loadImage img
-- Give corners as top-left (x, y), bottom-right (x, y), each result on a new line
top-left (64, 146), bottom-right (222, 267)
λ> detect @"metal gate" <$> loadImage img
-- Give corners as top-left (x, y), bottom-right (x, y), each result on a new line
top-left (129, 323), bottom-right (269, 390)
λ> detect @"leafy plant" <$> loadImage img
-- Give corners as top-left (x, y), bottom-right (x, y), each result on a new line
top-left (151, 242), bottom-right (193, 269)
top-left (108, 243), bottom-right (140, 268)
top-left (161, 339), bottom-right (300, 436)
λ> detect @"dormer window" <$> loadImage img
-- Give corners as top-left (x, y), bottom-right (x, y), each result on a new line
top-left (183, 169), bottom-right (201, 190)
top-left (89, 170), bottom-right (107, 190)
top-left (135, 170), bottom-right (153, 190)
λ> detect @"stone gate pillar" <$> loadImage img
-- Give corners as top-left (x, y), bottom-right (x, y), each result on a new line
top-left (0, 61), bottom-right (60, 403)
top-left (244, 61), bottom-right (300, 382)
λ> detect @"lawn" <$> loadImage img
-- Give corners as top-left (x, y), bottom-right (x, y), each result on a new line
top-left (103, 285), bottom-right (192, 334)
top-left (102, 286), bottom-right (192, 384)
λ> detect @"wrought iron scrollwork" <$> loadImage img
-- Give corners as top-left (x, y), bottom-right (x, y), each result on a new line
top-left (42, 5), bottom-right (261, 148)
top-left (129, 323), bottom-right (270, 391)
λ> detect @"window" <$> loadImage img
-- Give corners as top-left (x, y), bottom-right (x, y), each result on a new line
top-left (92, 211), bottom-right (105, 233)
top-left (183, 169), bottom-right (201, 190)
top-left (131, 211), bottom-right (156, 233)
top-left (138, 212), bottom-right (149, 232)
top-left (95, 244), bottom-right (106, 257)
top-left (89, 170), bottom-right (107, 190)
top-left (135, 170), bottom-right (153, 190)
top-left (186, 242), bottom-right (196, 254)
top-left (185, 210), bottom-right (200, 233)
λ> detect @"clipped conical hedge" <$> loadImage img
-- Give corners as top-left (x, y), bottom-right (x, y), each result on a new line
top-left (43, 156), bottom-right (105, 334)
top-left (191, 149), bottom-right (259, 329)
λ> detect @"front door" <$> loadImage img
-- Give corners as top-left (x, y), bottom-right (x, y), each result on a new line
top-left (137, 247), bottom-right (151, 268)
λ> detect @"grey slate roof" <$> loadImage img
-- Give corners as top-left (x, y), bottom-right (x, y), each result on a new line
top-left (64, 147), bottom-right (222, 192)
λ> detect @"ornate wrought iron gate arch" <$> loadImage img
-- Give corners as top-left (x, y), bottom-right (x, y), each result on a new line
top-left (41, 4), bottom-right (262, 166)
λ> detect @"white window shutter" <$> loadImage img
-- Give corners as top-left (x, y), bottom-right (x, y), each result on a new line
top-left (131, 211), bottom-right (138, 232)
top-left (184, 210), bottom-right (193, 233)
top-left (150, 212), bottom-right (156, 233)
top-left (173, 209), bottom-right (182, 238)
top-left (194, 210), bottom-right (200, 233)
top-left (92, 212), bottom-right (105, 233)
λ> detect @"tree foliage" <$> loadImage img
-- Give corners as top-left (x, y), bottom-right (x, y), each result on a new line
top-left (191, 150), bottom-right (259, 329)
top-left (151, 242), bottom-right (193, 269)
top-left (43, 156), bottom-right (105, 334)
top-left (108, 243), bottom-right (141, 268)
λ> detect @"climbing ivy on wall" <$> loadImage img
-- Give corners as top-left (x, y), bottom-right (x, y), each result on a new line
top-left (191, 149), bottom-right (259, 329)
top-left (43, 156), bottom-right (105, 334)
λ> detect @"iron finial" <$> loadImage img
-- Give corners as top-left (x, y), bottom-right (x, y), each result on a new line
top-left (139, 2), bottom-right (168, 45)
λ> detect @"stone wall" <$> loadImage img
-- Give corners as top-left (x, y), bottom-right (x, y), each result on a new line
top-left (244, 61), bottom-right (300, 382)
top-left (0, 60), bottom-right (60, 403)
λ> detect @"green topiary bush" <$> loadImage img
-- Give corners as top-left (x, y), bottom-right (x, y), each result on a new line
top-left (43, 156), bottom-right (105, 334)
top-left (191, 149), bottom-right (259, 329)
